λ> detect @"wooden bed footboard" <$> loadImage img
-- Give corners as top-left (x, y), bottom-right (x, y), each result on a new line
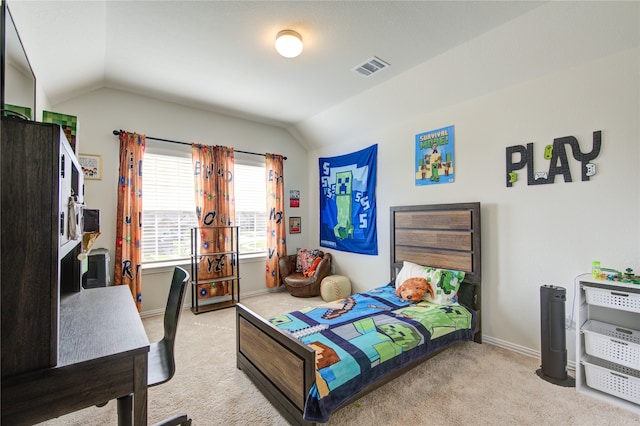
top-left (236, 303), bottom-right (315, 426)
top-left (237, 202), bottom-right (482, 424)
top-left (236, 301), bottom-right (479, 425)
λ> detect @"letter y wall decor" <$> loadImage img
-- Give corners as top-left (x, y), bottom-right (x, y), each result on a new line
top-left (506, 130), bottom-right (601, 187)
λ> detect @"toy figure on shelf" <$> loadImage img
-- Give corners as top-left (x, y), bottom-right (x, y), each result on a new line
top-left (597, 266), bottom-right (640, 285)
top-left (619, 267), bottom-right (640, 284)
top-left (600, 267), bottom-right (621, 280)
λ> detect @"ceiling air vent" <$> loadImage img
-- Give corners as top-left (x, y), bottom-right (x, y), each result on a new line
top-left (352, 56), bottom-right (390, 77)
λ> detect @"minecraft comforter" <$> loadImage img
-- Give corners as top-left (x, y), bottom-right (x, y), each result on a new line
top-left (269, 284), bottom-right (476, 423)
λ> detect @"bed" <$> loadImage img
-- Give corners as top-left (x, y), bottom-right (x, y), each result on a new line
top-left (236, 202), bottom-right (481, 425)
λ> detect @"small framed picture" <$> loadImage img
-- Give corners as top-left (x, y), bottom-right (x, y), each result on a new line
top-left (79, 154), bottom-right (102, 180)
top-left (289, 217), bottom-right (301, 234)
top-left (290, 189), bottom-right (300, 207)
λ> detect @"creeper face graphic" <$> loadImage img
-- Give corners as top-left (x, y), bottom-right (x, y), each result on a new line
top-left (334, 171), bottom-right (354, 240)
top-left (397, 305), bottom-right (471, 340)
top-left (377, 322), bottom-right (421, 352)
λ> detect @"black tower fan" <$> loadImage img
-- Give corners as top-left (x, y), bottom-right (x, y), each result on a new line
top-left (536, 285), bottom-right (575, 387)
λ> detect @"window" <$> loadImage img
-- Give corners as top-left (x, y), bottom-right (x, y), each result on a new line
top-left (141, 152), bottom-right (266, 264)
top-left (234, 163), bottom-right (267, 254)
top-left (142, 153), bottom-right (197, 263)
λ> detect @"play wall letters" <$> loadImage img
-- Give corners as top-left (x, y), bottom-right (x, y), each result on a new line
top-left (506, 130), bottom-right (601, 187)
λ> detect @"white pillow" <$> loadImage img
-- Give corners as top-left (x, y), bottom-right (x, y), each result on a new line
top-left (395, 261), bottom-right (463, 305)
top-left (395, 261), bottom-right (428, 289)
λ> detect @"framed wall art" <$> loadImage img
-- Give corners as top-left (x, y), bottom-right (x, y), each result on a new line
top-left (289, 216), bottom-right (301, 234)
top-left (415, 125), bottom-right (455, 186)
top-left (4, 104), bottom-right (32, 120)
top-left (43, 110), bottom-right (78, 153)
top-left (79, 154), bottom-right (102, 180)
top-left (290, 189), bottom-right (300, 207)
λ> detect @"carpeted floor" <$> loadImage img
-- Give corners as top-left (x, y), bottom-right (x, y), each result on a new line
top-left (38, 289), bottom-right (639, 425)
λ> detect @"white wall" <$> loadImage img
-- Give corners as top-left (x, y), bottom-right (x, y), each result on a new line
top-left (296, 2), bottom-right (640, 361)
top-left (52, 88), bottom-right (310, 313)
top-left (45, 2), bottom-right (639, 361)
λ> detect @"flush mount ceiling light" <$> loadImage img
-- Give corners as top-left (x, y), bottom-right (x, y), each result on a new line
top-left (275, 30), bottom-right (303, 58)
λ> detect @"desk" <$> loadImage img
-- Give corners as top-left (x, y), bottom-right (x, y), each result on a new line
top-left (1, 286), bottom-right (149, 425)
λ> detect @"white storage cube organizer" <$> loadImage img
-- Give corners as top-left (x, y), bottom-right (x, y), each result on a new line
top-left (584, 286), bottom-right (640, 313)
top-left (582, 320), bottom-right (640, 370)
top-left (582, 355), bottom-right (640, 405)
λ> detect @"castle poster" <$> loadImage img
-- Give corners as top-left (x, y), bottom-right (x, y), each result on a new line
top-left (415, 125), bottom-right (455, 186)
top-left (319, 144), bottom-right (378, 255)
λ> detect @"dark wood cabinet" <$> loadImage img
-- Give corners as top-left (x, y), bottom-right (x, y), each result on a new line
top-left (1, 117), bottom-right (84, 378)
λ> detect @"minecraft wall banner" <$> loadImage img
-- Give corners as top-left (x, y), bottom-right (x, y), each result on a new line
top-left (319, 144), bottom-right (378, 255)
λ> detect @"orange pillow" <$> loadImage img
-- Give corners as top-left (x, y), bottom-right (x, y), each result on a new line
top-left (303, 257), bottom-right (322, 277)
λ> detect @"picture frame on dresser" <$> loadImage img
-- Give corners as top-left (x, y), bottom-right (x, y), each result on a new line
top-left (1, 1), bottom-right (37, 119)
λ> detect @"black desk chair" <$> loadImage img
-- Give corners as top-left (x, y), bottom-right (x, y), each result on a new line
top-left (117, 266), bottom-right (192, 426)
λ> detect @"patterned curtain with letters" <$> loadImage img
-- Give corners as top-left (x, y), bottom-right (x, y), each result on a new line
top-left (191, 144), bottom-right (235, 299)
top-left (265, 153), bottom-right (286, 288)
top-left (114, 131), bottom-right (145, 311)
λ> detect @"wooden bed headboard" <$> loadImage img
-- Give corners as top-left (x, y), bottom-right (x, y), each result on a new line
top-left (390, 202), bottom-right (481, 309)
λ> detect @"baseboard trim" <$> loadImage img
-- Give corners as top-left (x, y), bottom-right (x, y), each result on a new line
top-left (142, 295), bottom-right (576, 371)
top-left (241, 287), bottom-right (288, 299)
top-left (483, 334), bottom-right (576, 370)
top-left (140, 287), bottom-right (287, 318)
top-left (140, 308), bottom-right (165, 318)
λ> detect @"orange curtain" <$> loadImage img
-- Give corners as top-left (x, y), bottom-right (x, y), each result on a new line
top-left (114, 131), bottom-right (145, 311)
top-left (191, 144), bottom-right (235, 298)
top-left (266, 153), bottom-right (286, 288)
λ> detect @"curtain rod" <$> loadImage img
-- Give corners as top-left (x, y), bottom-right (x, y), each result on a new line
top-left (112, 130), bottom-right (287, 160)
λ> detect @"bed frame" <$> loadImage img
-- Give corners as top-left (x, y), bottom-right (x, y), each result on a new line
top-left (236, 202), bottom-right (481, 425)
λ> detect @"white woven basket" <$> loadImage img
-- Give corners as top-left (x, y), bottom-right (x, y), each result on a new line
top-left (582, 355), bottom-right (640, 405)
top-left (582, 320), bottom-right (640, 370)
top-left (584, 286), bottom-right (640, 314)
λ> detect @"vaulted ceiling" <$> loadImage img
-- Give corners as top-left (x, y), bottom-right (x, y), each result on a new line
top-left (9, 1), bottom-right (544, 128)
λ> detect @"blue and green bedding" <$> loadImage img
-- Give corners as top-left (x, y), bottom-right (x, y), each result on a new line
top-left (269, 284), bottom-right (476, 423)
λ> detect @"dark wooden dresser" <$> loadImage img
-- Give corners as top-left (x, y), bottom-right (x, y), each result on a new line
top-left (1, 117), bottom-right (84, 377)
top-left (1, 117), bottom-right (150, 424)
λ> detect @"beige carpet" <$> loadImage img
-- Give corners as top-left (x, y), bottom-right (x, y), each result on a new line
top-left (38, 290), bottom-right (638, 426)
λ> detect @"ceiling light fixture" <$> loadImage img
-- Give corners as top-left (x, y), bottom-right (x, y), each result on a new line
top-left (275, 30), bottom-right (303, 58)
